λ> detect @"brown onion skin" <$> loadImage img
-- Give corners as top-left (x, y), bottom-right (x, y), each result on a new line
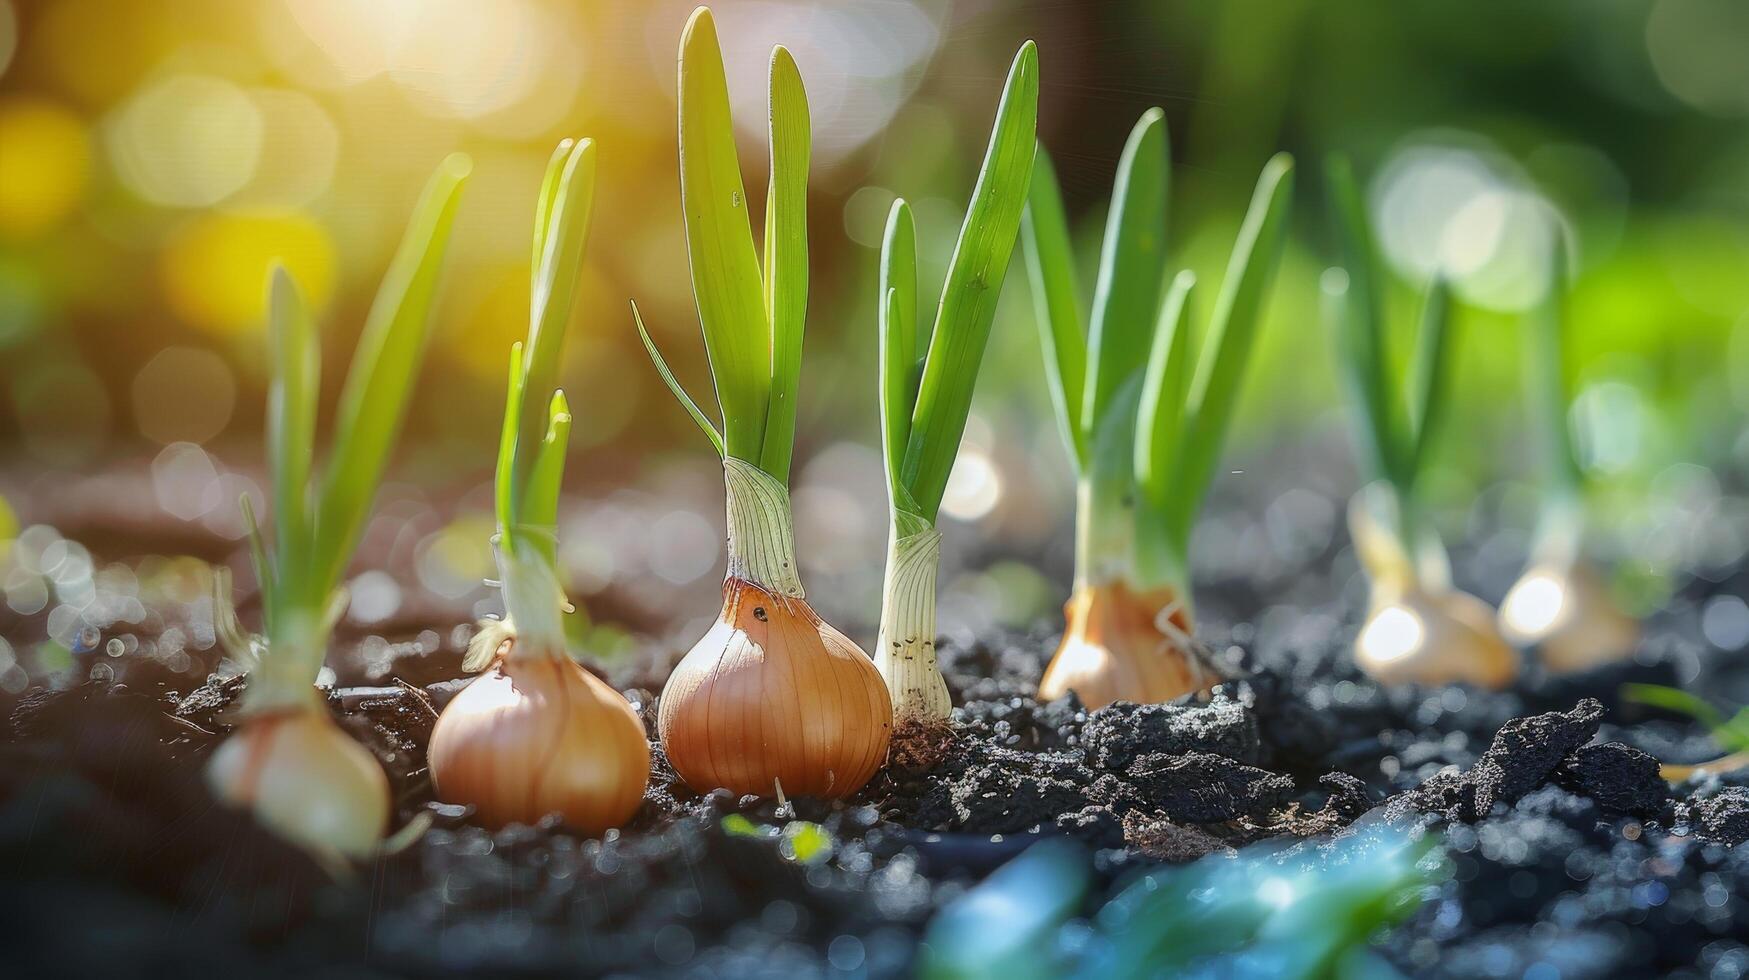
top-left (1354, 586), bottom-right (1519, 690)
top-left (428, 650), bottom-right (651, 833)
top-left (1038, 582), bottom-right (1218, 710)
top-left (1499, 562), bottom-right (1640, 674)
top-left (658, 578), bottom-right (892, 798)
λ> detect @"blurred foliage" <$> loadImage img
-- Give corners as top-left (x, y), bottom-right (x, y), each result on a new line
top-left (918, 825), bottom-right (1444, 979)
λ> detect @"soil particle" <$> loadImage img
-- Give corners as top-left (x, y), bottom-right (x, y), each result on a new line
top-left (1688, 787), bottom-right (1749, 845)
top-left (1081, 691), bottom-right (1260, 769)
top-left (1121, 811), bottom-right (1234, 862)
top-left (1554, 742), bottom-right (1670, 817)
top-left (1392, 698), bottom-right (1605, 822)
top-left (886, 720), bottom-right (961, 773)
top-left (1468, 698), bottom-right (1604, 815)
top-left (934, 743), bottom-right (1093, 834)
top-left (1121, 751), bottom-right (1295, 824)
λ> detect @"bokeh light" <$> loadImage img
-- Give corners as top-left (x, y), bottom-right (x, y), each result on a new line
top-left (105, 74), bottom-right (264, 208)
top-left (0, 97), bottom-right (89, 238)
top-left (159, 210), bottom-right (334, 335)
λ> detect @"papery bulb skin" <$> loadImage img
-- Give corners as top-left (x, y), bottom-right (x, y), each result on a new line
top-left (659, 578), bottom-right (893, 798)
top-left (1498, 561), bottom-right (1640, 674)
top-left (429, 649), bottom-right (650, 833)
top-left (206, 709), bottom-right (390, 860)
top-left (1038, 582), bottom-right (1222, 710)
top-left (1354, 585), bottom-right (1519, 689)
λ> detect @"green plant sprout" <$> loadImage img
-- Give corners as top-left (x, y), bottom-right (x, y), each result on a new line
top-left (1324, 155), bottom-right (1517, 690)
top-left (1623, 684), bottom-right (1749, 781)
top-left (636, 6), bottom-right (891, 800)
top-left (1496, 236), bottom-right (1641, 672)
top-left (874, 41), bottom-right (1038, 732)
top-left (206, 154), bottom-right (470, 861)
top-left (1021, 109), bottom-right (1293, 709)
top-left (919, 826), bottom-right (1443, 980)
top-left (426, 139), bottom-right (651, 834)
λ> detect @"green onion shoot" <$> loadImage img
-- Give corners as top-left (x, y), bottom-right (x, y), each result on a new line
top-left (1020, 109), bottom-right (1293, 709)
top-left (1324, 155), bottom-right (1517, 689)
top-left (636, 6), bottom-right (891, 799)
top-left (426, 139), bottom-right (651, 834)
top-left (206, 154), bottom-right (470, 861)
top-left (1496, 233), bottom-right (1640, 671)
top-left (874, 41), bottom-right (1039, 733)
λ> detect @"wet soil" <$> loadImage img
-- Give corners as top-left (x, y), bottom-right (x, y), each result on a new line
top-left (5, 576), bottom-right (1749, 978)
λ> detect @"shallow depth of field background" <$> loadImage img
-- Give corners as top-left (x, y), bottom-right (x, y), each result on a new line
top-left (2, 0), bottom-right (1748, 683)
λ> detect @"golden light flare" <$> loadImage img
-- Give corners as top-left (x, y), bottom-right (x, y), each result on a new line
top-left (159, 210), bottom-right (334, 336)
top-left (0, 98), bottom-right (90, 238)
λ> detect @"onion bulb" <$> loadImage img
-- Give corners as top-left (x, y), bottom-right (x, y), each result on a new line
top-left (1499, 559), bottom-right (1639, 673)
top-left (207, 709), bottom-right (389, 860)
top-left (1037, 581), bottom-right (1223, 710)
top-left (429, 642), bottom-right (650, 832)
top-left (1355, 585), bottom-right (1519, 689)
top-left (658, 459), bottom-right (892, 799)
top-left (428, 539), bottom-right (650, 832)
top-left (1347, 487), bottom-right (1520, 689)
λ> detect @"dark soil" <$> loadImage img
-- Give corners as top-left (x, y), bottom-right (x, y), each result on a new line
top-left (5, 569), bottom-right (1749, 977)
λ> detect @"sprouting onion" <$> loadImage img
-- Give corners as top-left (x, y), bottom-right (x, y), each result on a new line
top-left (1324, 156), bottom-right (1517, 689)
top-left (206, 154), bottom-right (470, 861)
top-left (1496, 236), bottom-right (1640, 671)
top-left (1020, 110), bottom-right (1293, 709)
top-left (636, 6), bottom-right (891, 799)
top-left (427, 139), bottom-right (651, 833)
top-left (874, 42), bottom-right (1039, 732)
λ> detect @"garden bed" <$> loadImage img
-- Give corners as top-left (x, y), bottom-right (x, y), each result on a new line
top-left (4, 551), bottom-right (1749, 978)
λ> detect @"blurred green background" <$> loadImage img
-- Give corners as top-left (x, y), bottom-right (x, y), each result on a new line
top-left (1, 0), bottom-right (1747, 663)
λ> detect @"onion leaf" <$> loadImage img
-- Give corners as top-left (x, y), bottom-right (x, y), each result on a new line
top-left (1403, 275), bottom-right (1453, 494)
top-left (634, 301), bottom-right (727, 457)
top-left (1136, 271), bottom-right (1195, 511)
top-left (1326, 156), bottom-right (1406, 492)
top-left (880, 200), bottom-right (919, 502)
top-left (758, 46), bottom-right (810, 483)
top-left (307, 153), bottom-right (469, 607)
top-left (1168, 152), bottom-right (1294, 538)
top-left (521, 391), bottom-right (572, 568)
top-left (265, 266), bottom-right (317, 592)
top-left (519, 138), bottom-right (595, 497)
top-left (495, 342), bottom-right (527, 555)
top-left (901, 40), bottom-right (1039, 522)
top-left (678, 6), bottom-right (771, 464)
top-left (1083, 109), bottom-right (1168, 446)
top-left (1021, 148), bottom-right (1089, 470)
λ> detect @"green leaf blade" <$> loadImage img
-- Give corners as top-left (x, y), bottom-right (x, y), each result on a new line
top-left (495, 342), bottom-right (527, 552)
top-left (679, 6), bottom-right (770, 464)
top-left (1136, 270), bottom-right (1195, 512)
top-left (899, 40), bottom-right (1040, 521)
top-left (634, 301), bottom-right (726, 457)
top-left (520, 138), bottom-right (596, 494)
top-left (521, 390), bottom-right (572, 568)
top-left (1326, 155), bottom-right (1405, 492)
top-left (1083, 108), bottom-right (1169, 444)
top-left (308, 153), bottom-right (469, 602)
top-left (1403, 275), bottom-right (1453, 492)
top-left (879, 200), bottom-right (919, 500)
top-left (264, 266), bottom-right (317, 599)
top-left (1020, 147), bottom-right (1089, 470)
top-left (758, 46), bottom-right (811, 483)
top-left (1170, 152), bottom-right (1295, 536)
